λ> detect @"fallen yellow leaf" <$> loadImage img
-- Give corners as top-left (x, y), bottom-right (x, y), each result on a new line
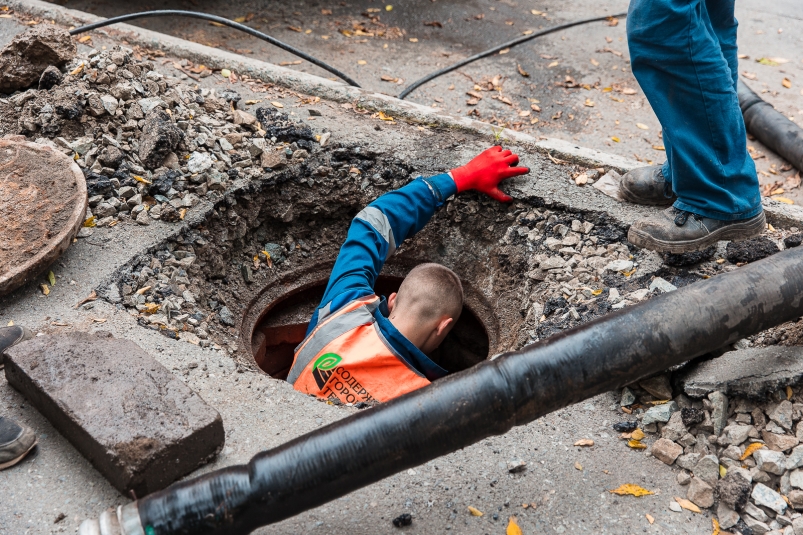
top-left (712, 518), bottom-right (720, 535)
top-left (499, 48), bottom-right (510, 55)
top-left (143, 303), bottom-right (160, 314)
top-left (653, 145), bottom-right (665, 151)
top-left (788, 386), bottom-right (794, 400)
top-left (584, 98), bottom-right (595, 107)
top-left (774, 196), bottom-right (794, 204)
top-left (357, 60), bottom-right (367, 65)
top-left (245, 99), bottom-right (261, 105)
top-left (631, 428), bottom-right (645, 441)
top-left (674, 497), bottom-right (701, 513)
top-left (69, 62), bottom-right (85, 75)
top-left (271, 101), bottom-right (284, 108)
top-left (627, 439), bottom-right (647, 449)
top-left (575, 439), bottom-right (595, 447)
top-left (467, 506), bottom-right (483, 517)
top-left (506, 516), bottom-right (523, 535)
top-left (590, 58), bottom-right (599, 66)
top-left (48, 271), bottom-right (56, 286)
top-left (531, 9), bottom-right (543, 14)
top-left (378, 111), bottom-right (395, 121)
top-left (647, 399), bottom-right (670, 405)
top-left (221, 68), bottom-right (231, 78)
top-left (719, 465), bottom-right (727, 478)
top-left (609, 484), bottom-right (654, 497)
top-left (575, 462), bottom-right (583, 470)
top-left (740, 442), bottom-right (764, 460)
top-left (517, 64), bottom-right (529, 77)
top-left (782, 78), bottom-right (792, 89)
top-left (386, 4), bottom-right (393, 11)
top-left (133, 175), bottom-right (152, 185)
top-left (409, 38), bottom-right (419, 42)
top-left (78, 35), bottom-right (92, 43)
top-left (591, 289), bottom-right (603, 296)
top-left (548, 61), bottom-right (559, 68)
top-left (646, 514), bottom-right (655, 524)
top-left (611, 136), bottom-right (621, 142)
top-left (6, 321), bottom-right (13, 326)
top-left (40, 284), bottom-right (50, 296)
top-left (636, 123), bottom-right (649, 130)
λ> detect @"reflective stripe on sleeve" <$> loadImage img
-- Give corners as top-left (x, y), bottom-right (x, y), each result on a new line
top-left (355, 206), bottom-right (397, 259)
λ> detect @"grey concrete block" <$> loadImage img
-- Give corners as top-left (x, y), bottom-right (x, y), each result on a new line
top-left (675, 346), bottom-right (803, 399)
top-left (4, 332), bottom-right (224, 495)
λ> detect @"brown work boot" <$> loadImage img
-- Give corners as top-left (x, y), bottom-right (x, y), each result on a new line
top-left (619, 165), bottom-right (676, 206)
top-left (628, 207), bottom-right (766, 253)
top-left (0, 416), bottom-right (37, 470)
top-left (0, 325), bottom-right (33, 369)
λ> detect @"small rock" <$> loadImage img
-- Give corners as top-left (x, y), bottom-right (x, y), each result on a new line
top-left (789, 489), bottom-right (803, 510)
top-left (219, 306), bottom-right (235, 327)
top-left (138, 97), bottom-right (167, 115)
top-left (260, 149), bottom-right (288, 169)
top-left (135, 210), bottom-right (151, 226)
top-left (678, 433), bottom-right (697, 448)
top-left (677, 471), bottom-right (691, 485)
top-left (709, 391), bottom-right (729, 436)
top-left (392, 513), bottom-right (412, 528)
top-left (507, 460), bottom-right (527, 473)
top-left (763, 430), bottom-right (800, 452)
top-left (752, 483), bottom-right (788, 514)
top-left (642, 401), bottom-right (678, 425)
top-left (640, 375), bottom-right (673, 400)
top-left (38, 65), bottom-right (63, 90)
top-left (676, 453), bottom-right (702, 471)
top-left (620, 387), bottom-right (636, 407)
top-left (717, 471), bottom-right (752, 510)
top-left (661, 412), bottom-right (688, 442)
top-left (745, 502), bottom-right (770, 522)
top-left (0, 26), bottom-right (76, 92)
top-left (717, 502), bottom-right (741, 530)
top-left (790, 469), bottom-right (803, 489)
top-left (752, 467), bottom-right (773, 485)
top-left (755, 449), bottom-right (788, 475)
top-left (187, 151), bottom-right (213, 174)
top-left (605, 259), bottom-right (634, 272)
top-left (694, 454), bottom-right (720, 487)
top-left (742, 514), bottom-right (771, 535)
top-left (722, 445), bottom-right (742, 460)
top-left (681, 407), bottom-right (705, 427)
top-left (687, 477), bottom-right (714, 508)
top-left (770, 401), bottom-right (795, 431)
top-left (787, 445), bottom-right (803, 471)
top-left (669, 501), bottom-right (682, 513)
top-left (649, 277), bottom-right (677, 293)
top-left (100, 94), bottom-right (118, 115)
top-left (721, 425), bottom-right (753, 446)
top-left (651, 438), bottom-right (683, 465)
top-left (139, 109), bottom-right (183, 170)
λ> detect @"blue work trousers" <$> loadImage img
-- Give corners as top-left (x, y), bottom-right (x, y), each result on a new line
top-left (627, 0), bottom-right (762, 220)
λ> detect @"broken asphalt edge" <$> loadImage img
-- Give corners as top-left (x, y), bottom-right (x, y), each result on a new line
top-left (9, 0), bottom-right (803, 227)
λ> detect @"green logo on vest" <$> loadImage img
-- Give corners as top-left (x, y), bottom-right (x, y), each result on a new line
top-left (312, 353), bottom-right (341, 389)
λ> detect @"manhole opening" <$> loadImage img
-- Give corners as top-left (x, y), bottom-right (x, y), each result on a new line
top-left (251, 275), bottom-right (490, 380)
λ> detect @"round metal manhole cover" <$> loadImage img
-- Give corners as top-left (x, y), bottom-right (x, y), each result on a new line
top-left (0, 135), bottom-right (87, 297)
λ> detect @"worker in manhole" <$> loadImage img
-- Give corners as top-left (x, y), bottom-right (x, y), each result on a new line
top-left (621, 0), bottom-right (765, 253)
top-left (0, 324), bottom-right (38, 470)
top-left (287, 146), bottom-right (528, 403)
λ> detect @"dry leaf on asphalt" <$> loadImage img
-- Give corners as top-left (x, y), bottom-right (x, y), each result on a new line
top-left (75, 290), bottom-right (98, 308)
top-left (609, 484), bottom-right (654, 497)
top-left (584, 99), bottom-right (595, 107)
top-left (782, 78), bottom-right (792, 88)
top-left (712, 518), bottom-right (721, 535)
top-left (271, 101), bottom-right (284, 108)
top-left (574, 462), bottom-right (583, 471)
top-left (627, 439), bottom-right (647, 449)
top-left (467, 506), bottom-right (483, 517)
top-left (611, 136), bottom-right (621, 143)
top-left (517, 64), bottom-right (529, 77)
top-left (378, 111), bottom-right (395, 121)
top-left (574, 439), bottom-right (594, 447)
top-left (674, 497), bottom-right (701, 513)
top-left (590, 58), bottom-right (599, 66)
top-left (40, 284), bottom-right (50, 296)
top-left (646, 514), bottom-right (655, 524)
top-left (636, 123), bottom-right (649, 130)
top-left (506, 516), bottom-right (523, 535)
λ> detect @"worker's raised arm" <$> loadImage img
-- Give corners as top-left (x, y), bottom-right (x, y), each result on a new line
top-left (310, 146), bottom-right (529, 331)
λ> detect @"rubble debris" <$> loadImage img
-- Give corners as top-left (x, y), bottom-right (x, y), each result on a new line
top-left (676, 346), bottom-right (803, 399)
top-left (3, 332), bottom-right (224, 495)
top-left (392, 513), bottom-right (413, 527)
top-left (138, 108), bottom-right (183, 169)
top-left (725, 236), bottom-right (780, 264)
top-left (662, 246), bottom-right (716, 267)
top-left (38, 65), bottom-right (63, 90)
top-left (0, 26), bottom-right (75, 93)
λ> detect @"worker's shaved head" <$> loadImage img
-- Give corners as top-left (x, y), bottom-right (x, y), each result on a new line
top-left (394, 263), bottom-right (463, 323)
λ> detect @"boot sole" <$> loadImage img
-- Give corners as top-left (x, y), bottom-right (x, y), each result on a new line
top-left (628, 212), bottom-right (766, 254)
top-left (0, 439), bottom-right (37, 470)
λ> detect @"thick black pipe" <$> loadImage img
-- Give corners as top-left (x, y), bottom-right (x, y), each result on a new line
top-left (107, 247), bottom-right (803, 534)
top-left (738, 79), bottom-right (803, 173)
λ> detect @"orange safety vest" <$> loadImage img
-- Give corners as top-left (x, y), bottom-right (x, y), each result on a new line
top-left (287, 295), bottom-right (431, 403)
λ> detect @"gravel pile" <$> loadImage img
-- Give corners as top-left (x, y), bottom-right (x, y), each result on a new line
top-left (0, 42), bottom-right (325, 235)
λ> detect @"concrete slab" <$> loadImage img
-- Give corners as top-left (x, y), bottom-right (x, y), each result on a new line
top-left (675, 346), bottom-right (803, 399)
top-left (4, 331), bottom-right (223, 495)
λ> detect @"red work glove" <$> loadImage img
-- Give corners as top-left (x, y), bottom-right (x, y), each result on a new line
top-left (450, 146), bottom-right (530, 202)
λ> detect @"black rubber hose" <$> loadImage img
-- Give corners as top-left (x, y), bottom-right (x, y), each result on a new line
top-left (68, 10), bottom-right (362, 88)
top-left (738, 79), bottom-right (803, 173)
top-left (98, 246), bottom-right (803, 535)
top-left (398, 12), bottom-right (627, 100)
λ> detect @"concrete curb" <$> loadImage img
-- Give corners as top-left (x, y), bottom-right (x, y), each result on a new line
top-left (9, 0), bottom-right (802, 228)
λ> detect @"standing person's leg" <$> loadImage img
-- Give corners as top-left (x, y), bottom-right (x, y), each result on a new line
top-left (624, 0), bottom-right (763, 252)
top-left (706, 0), bottom-right (739, 90)
top-left (0, 325), bottom-right (37, 470)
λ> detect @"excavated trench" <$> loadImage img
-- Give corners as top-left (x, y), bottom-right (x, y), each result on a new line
top-left (112, 141), bottom-right (640, 400)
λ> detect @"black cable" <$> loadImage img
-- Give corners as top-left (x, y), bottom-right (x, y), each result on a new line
top-left (68, 10), bottom-right (362, 88)
top-left (398, 12), bottom-right (627, 100)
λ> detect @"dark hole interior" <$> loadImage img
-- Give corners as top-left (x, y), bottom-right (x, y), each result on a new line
top-left (251, 276), bottom-right (490, 380)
